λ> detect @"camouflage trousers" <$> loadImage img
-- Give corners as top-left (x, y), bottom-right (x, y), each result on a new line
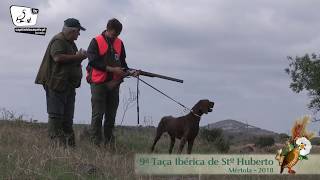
top-left (45, 87), bottom-right (76, 147)
top-left (90, 83), bottom-right (119, 146)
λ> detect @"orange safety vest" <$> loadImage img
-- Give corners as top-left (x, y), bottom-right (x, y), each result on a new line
top-left (86, 35), bottom-right (123, 84)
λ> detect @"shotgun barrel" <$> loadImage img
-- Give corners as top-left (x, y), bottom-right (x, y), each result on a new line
top-left (129, 68), bottom-right (183, 83)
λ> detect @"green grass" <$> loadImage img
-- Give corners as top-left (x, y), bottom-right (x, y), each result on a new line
top-left (0, 120), bottom-right (319, 179)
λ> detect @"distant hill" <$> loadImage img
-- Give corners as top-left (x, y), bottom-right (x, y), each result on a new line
top-left (205, 119), bottom-right (277, 136)
top-left (203, 119), bottom-right (279, 144)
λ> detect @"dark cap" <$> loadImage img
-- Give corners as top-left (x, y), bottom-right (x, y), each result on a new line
top-left (64, 18), bottom-right (86, 31)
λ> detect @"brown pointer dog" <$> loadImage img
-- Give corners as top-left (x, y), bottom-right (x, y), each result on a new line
top-left (151, 99), bottom-right (214, 154)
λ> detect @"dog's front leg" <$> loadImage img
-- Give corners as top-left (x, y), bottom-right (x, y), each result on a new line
top-left (187, 139), bottom-right (194, 154)
top-left (178, 137), bottom-right (187, 154)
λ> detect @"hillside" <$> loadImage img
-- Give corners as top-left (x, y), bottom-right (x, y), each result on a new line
top-left (206, 119), bottom-right (277, 136)
top-left (203, 119), bottom-right (279, 145)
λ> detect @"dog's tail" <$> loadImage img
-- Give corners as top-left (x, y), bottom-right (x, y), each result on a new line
top-left (151, 117), bottom-right (168, 152)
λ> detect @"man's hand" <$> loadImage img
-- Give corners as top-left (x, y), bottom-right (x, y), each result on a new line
top-left (76, 48), bottom-right (87, 61)
top-left (53, 49), bottom-right (87, 63)
top-left (107, 66), bottom-right (126, 77)
top-left (128, 69), bottom-right (140, 77)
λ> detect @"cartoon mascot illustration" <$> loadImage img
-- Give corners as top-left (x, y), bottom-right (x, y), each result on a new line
top-left (275, 115), bottom-right (314, 174)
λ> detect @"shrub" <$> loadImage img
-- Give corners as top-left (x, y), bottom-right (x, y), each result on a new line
top-left (255, 136), bottom-right (275, 147)
top-left (200, 128), bottom-right (223, 142)
top-left (214, 137), bottom-right (230, 153)
top-left (279, 133), bottom-right (290, 142)
top-left (311, 137), bottom-right (320, 145)
top-left (200, 128), bottom-right (230, 153)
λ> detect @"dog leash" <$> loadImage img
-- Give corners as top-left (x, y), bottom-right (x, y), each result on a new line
top-left (134, 76), bottom-right (201, 124)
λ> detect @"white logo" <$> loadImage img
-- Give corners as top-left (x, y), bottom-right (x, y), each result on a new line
top-left (10, 5), bottom-right (46, 36)
top-left (10, 5), bottom-right (39, 26)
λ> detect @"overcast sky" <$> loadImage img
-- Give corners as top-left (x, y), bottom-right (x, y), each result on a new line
top-left (1, 0), bottom-right (320, 134)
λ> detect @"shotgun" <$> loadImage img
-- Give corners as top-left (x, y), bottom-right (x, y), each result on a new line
top-left (127, 68), bottom-right (184, 83)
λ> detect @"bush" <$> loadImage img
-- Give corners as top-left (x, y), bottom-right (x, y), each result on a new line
top-left (200, 128), bottom-right (230, 153)
top-left (200, 128), bottom-right (223, 142)
top-left (311, 137), bottom-right (320, 145)
top-left (228, 135), bottom-right (234, 140)
top-left (255, 136), bottom-right (275, 147)
top-left (214, 137), bottom-right (230, 153)
top-left (279, 133), bottom-right (290, 142)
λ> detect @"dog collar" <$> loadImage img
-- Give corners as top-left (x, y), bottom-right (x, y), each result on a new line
top-left (190, 110), bottom-right (201, 118)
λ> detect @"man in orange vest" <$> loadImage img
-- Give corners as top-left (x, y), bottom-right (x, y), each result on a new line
top-left (86, 18), bottom-right (138, 147)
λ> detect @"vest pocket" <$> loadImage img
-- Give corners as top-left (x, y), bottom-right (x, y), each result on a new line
top-left (91, 68), bottom-right (107, 83)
